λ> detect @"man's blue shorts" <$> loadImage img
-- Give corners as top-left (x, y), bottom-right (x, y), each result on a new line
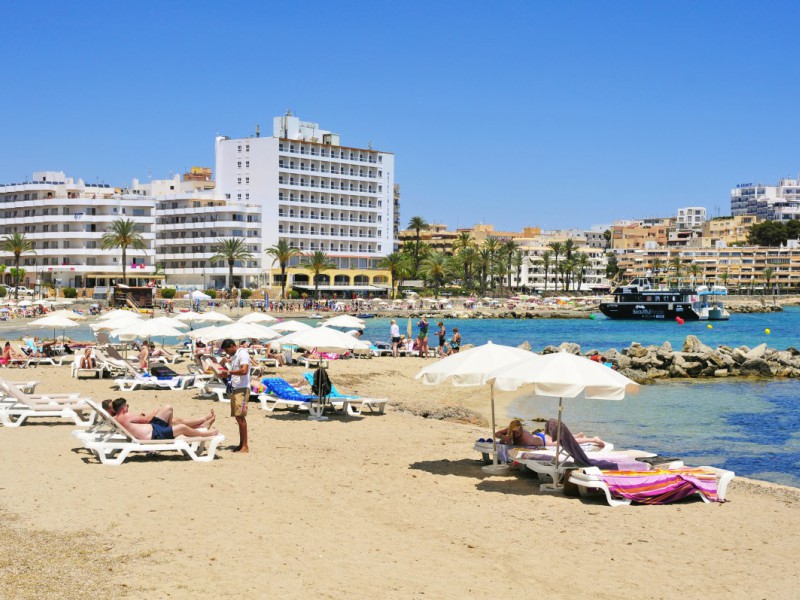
top-left (151, 417), bottom-right (174, 440)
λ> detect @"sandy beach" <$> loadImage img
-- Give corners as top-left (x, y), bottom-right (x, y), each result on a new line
top-left (1, 357), bottom-right (800, 599)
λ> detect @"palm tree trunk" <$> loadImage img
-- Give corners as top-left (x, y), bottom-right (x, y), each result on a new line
top-left (122, 247), bottom-right (127, 285)
top-left (280, 264), bottom-right (287, 299)
top-left (229, 260), bottom-right (234, 289)
top-left (13, 254), bottom-right (20, 299)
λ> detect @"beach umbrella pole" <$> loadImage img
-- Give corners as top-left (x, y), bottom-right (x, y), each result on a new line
top-left (540, 397), bottom-right (566, 493)
top-left (482, 382), bottom-right (510, 474)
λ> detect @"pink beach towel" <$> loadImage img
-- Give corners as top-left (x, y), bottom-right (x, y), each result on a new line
top-left (600, 468), bottom-right (721, 504)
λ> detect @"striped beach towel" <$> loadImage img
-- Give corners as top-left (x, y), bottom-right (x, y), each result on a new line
top-left (600, 468), bottom-right (721, 504)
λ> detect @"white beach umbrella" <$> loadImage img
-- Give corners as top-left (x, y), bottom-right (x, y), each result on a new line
top-left (200, 322), bottom-right (280, 342)
top-left (415, 342), bottom-right (533, 473)
top-left (191, 311), bottom-right (233, 324)
top-left (98, 309), bottom-right (142, 321)
top-left (111, 319), bottom-right (188, 340)
top-left (321, 314), bottom-right (366, 329)
top-left (147, 316), bottom-right (190, 330)
top-left (484, 351), bottom-right (639, 489)
top-left (270, 320), bottom-right (312, 334)
top-left (173, 311), bottom-right (206, 323)
top-left (187, 325), bottom-right (220, 340)
top-left (184, 290), bottom-right (211, 301)
top-left (47, 309), bottom-right (87, 321)
top-left (238, 312), bottom-right (278, 324)
top-left (91, 313), bottom-right (142, 331)
top-left (18, 300), bottom-right (32, 307)
top-left (29, 314), bottom-right (80, 339)
top-left (276, 326), bottom-right (370, 353)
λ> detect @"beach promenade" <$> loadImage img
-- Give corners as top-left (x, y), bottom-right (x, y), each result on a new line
top-left (1, 359), bottom-right (799, 599)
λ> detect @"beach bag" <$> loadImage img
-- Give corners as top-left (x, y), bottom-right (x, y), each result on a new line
top-left (311, 367), bottom-right (332, 397)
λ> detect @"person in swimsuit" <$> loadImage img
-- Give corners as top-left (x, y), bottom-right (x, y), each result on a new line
top-left (111, 398), bottom-right (218, 441)
top-left (495, 419), bottom-right (606, 448)
top-left (417, 317), bottom-right (429, 357)
top-left (450, 328), bottom-right (461, 354)
top-left (80, 348), bottom-right (96, 369)
top-left (436, 321), bottom-right (447, 358)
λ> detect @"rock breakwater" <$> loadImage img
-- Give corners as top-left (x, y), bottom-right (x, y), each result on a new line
top-left (541, 335), bottom-right (800, 383)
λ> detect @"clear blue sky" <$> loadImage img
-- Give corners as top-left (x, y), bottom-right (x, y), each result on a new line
top-left (2, 1), bottom-right (799, 231)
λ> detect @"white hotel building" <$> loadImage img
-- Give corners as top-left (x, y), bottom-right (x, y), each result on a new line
top-left (215, 113), bottom-right (395, 293)
top-left (131, 169), bottom-right (263, 290)
top-left (0, 171), bottom-right (155, 291)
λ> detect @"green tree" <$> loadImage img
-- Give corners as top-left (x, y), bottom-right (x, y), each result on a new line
top-left (605, 253), bottom-right (620, 281)
top-left (407, 216), bottom-right (429, 277)
top-left (562, 238), bottom-right (577, 290)
top-left (547, 241), bottom-right (564, 291)
top-left (689, 263), bottom-right (702, 286)
top-left (668, 256), bottom-right (683, 287)
top-left (476, 247), bottom-right (491, 295)
top-left (540, 250), bottom-right (553, 292)
top-left (512, 250), bottom-right (525, 293)
top-left (452, 231), bottom-right (475, 290)
top-left (763, 267), bottom-right (774, 292)
top-left (747, 221), bottom-right (787, 247)
top-left (786, 220), bottom-right (800, 240)
top-left (501, 239), bottom-right (519, 294)
top-left (100, 218), bottom-right (146, 285)
top-left (300, 250), bottom-right (335, 299)
top-left (1, 232), bottom-right (35, 299)
top-left (210, 237), bottom-right (254, 289)
top-left (483, 236), bottom-right (500, 292)
top-left (574, 252), bottom-right (590, 292)
top-left (377, 252), bottom-right (411, 298)
top-left (420, 251), bottom-right (452, 297)
top-left (651, 257), bottom-right (665, 286)
top-left (265, 239), bottom-right (302, 299)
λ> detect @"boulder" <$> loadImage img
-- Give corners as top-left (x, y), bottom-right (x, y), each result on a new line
top-left (659, 340), bottom-right (673, 353)
top-left (682, 361), bottom-right (704, 376)
top-left (704, 351), bottom-right (727, 368)
top-left (516, 341), bottom-right (532, 352)
top-left (739, 358), bottom-right (773, 377)
top-left (731, 348), bottom-right (749, 364)
top-left (627, 343), bottom-right (649, 358)
top-left (645, 367), bottom-right (669, 380)
top-left (714, 369), bottom-right (729, 377)
top-left (613, 354), bottom-right (632, 370)
top-left (631, 356), bottom-right (652, 370)
top-left (557, 342), bottom-right (581, 355)
top-left (745, 344), bottom-right (767, 360)
top-left (682, 335), bottom-right (713, 354)
top-left (669, 364), bottom-right (688, 378)
top-left (541, 345), bottom-right (559, 355)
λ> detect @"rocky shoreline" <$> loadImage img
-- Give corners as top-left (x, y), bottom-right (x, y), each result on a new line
top-left (541, 335), bottom-right (800, 383)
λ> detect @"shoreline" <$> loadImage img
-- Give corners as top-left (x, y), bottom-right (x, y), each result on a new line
top-left (0, 359), bottom-right (798, 598)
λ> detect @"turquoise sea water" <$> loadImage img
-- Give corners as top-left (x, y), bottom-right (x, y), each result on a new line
top-left (6, 308), bottom-right (799, 487)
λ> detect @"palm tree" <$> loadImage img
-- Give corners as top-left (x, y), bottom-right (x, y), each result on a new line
top-left (1, 232), bottom-right (35, 299)
top-left (300, 250), bottom-right (335, 299)
top-left (548, 241), bottom-right (564, 291)
top-left (512, 250), bottom-right (525, 293)
top-left (483, 236), bottom-right (500, 292)
top-left (407, 216), bottom-right (429, 277)
top-left (420, 252), bottom-right (452, 298)
top-left (540, 250), bottom-right (553, 292)
top-left (476, 247), bottom-right (491, 295)
top-left (100, 218), bottom-right (147, 286)
top-left (689, 263), bottom-right (702, 286)
top-left (562, 238), bottom-right (576, 290)
top-left (668, 256), bottom-right (683, 287)
top-left (763, 267), bottom-right (774, 293)
top-left (265, 239), bottom-right (302, 299)
top-left (210, 237), bottom-right (254, 290)
top-left (719, 270), bottom-right (730, 288)
top-left (453, 231), bottom-right (474, 290)
top-left (502, 240), bottom-right (519, 293)
top-left (574, 252), bottom-right (590, 292)
top-left (377, 252), bottom-right (410, 298)
top-left (651, 257), bottom-right (665, 286)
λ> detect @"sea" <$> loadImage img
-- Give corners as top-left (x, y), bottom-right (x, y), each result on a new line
top-left (7, 307), bottom-right (799, 487)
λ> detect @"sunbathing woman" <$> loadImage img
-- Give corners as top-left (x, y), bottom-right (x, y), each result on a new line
top-left (496, 419), bottom-right (606, 448)
top-left (80, 348), bottom-right (96, 369)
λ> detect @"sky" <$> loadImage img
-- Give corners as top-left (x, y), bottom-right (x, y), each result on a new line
top-left (1, 1), bottom-right (799, 231)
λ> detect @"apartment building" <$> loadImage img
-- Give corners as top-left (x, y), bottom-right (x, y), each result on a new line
top-left (0, 171), bottom-right (155, 290)
top-left (700, 215), bottom-right (759, 247)
top-left (132, 170), bottom-right (263, 289)
top-left (731, 178), bottom-right (800, 221)
top-left (518, 244), bottom-right (610, 292)
top-left (676, 206), bottom-right (707, 230)
top-left (215, 113), bottom-right (395, 296)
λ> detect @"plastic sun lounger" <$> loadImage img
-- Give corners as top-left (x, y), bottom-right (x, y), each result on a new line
top-left (301, 372), bottom-right (388, 416)
top-left (70, 354), bottom-right (105, 379)
top-left (0, 379), bottom-right (40, 395)
top-left (568, 466), bottom-right (735, 507)
top-left (0, 381), bottom-right (95, 428)
top-left (258, 377), bottom-right (314, 412)
top-left (114, 373), bottom-right (196, 392)
top-left (80, 400), bottom-right (225, 465)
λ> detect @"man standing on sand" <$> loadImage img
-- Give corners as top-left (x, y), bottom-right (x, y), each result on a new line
top-left (219, 338), bottom-right (250, 453)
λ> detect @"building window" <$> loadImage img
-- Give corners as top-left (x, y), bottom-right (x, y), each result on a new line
top-left (237, 161), bottom-right (242, 168)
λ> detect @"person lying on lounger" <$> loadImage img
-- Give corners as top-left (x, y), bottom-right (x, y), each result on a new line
top-left (109, 398), bottom-right (218, 440)
top-left (496, 419), bottom-right (606, 448)
top-left (103, 399), bottom-right (215, 430)
top-left (147, 342), bottom-right (174, 360)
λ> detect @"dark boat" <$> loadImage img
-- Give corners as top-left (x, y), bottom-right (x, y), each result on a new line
top-left (599, 278), bottom-right (730, 321)
top-left (356, 313), bottom-right (375, 319)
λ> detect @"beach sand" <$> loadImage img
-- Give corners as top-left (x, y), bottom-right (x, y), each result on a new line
top-left (1, 358), bottom-right (799, 599)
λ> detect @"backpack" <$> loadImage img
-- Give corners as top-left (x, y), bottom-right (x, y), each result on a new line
top-left (311, 367), bottom-right (332, 397)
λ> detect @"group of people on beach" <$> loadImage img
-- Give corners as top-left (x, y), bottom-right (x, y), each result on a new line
top-left (388, 317), bottom-right (461, 358)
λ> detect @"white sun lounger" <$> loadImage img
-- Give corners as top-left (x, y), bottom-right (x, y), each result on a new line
top-left (0, 379), bottom-right (40, 396)
top-left (80, 400), bottom-right (225, 465)
top-left (70, 354), bottom-right (105, 379)
top-left (568, 465), bottom-right (734, 507)
top-left (0, 381), bottom-right (94, 428)
top-left (115, 373), bottom-right (196, 392)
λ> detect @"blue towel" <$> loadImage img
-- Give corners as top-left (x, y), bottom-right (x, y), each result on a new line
top-left (262, 377), bottom-right (313, 402)
top-left (302, 372), bottom-right (358, 399)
